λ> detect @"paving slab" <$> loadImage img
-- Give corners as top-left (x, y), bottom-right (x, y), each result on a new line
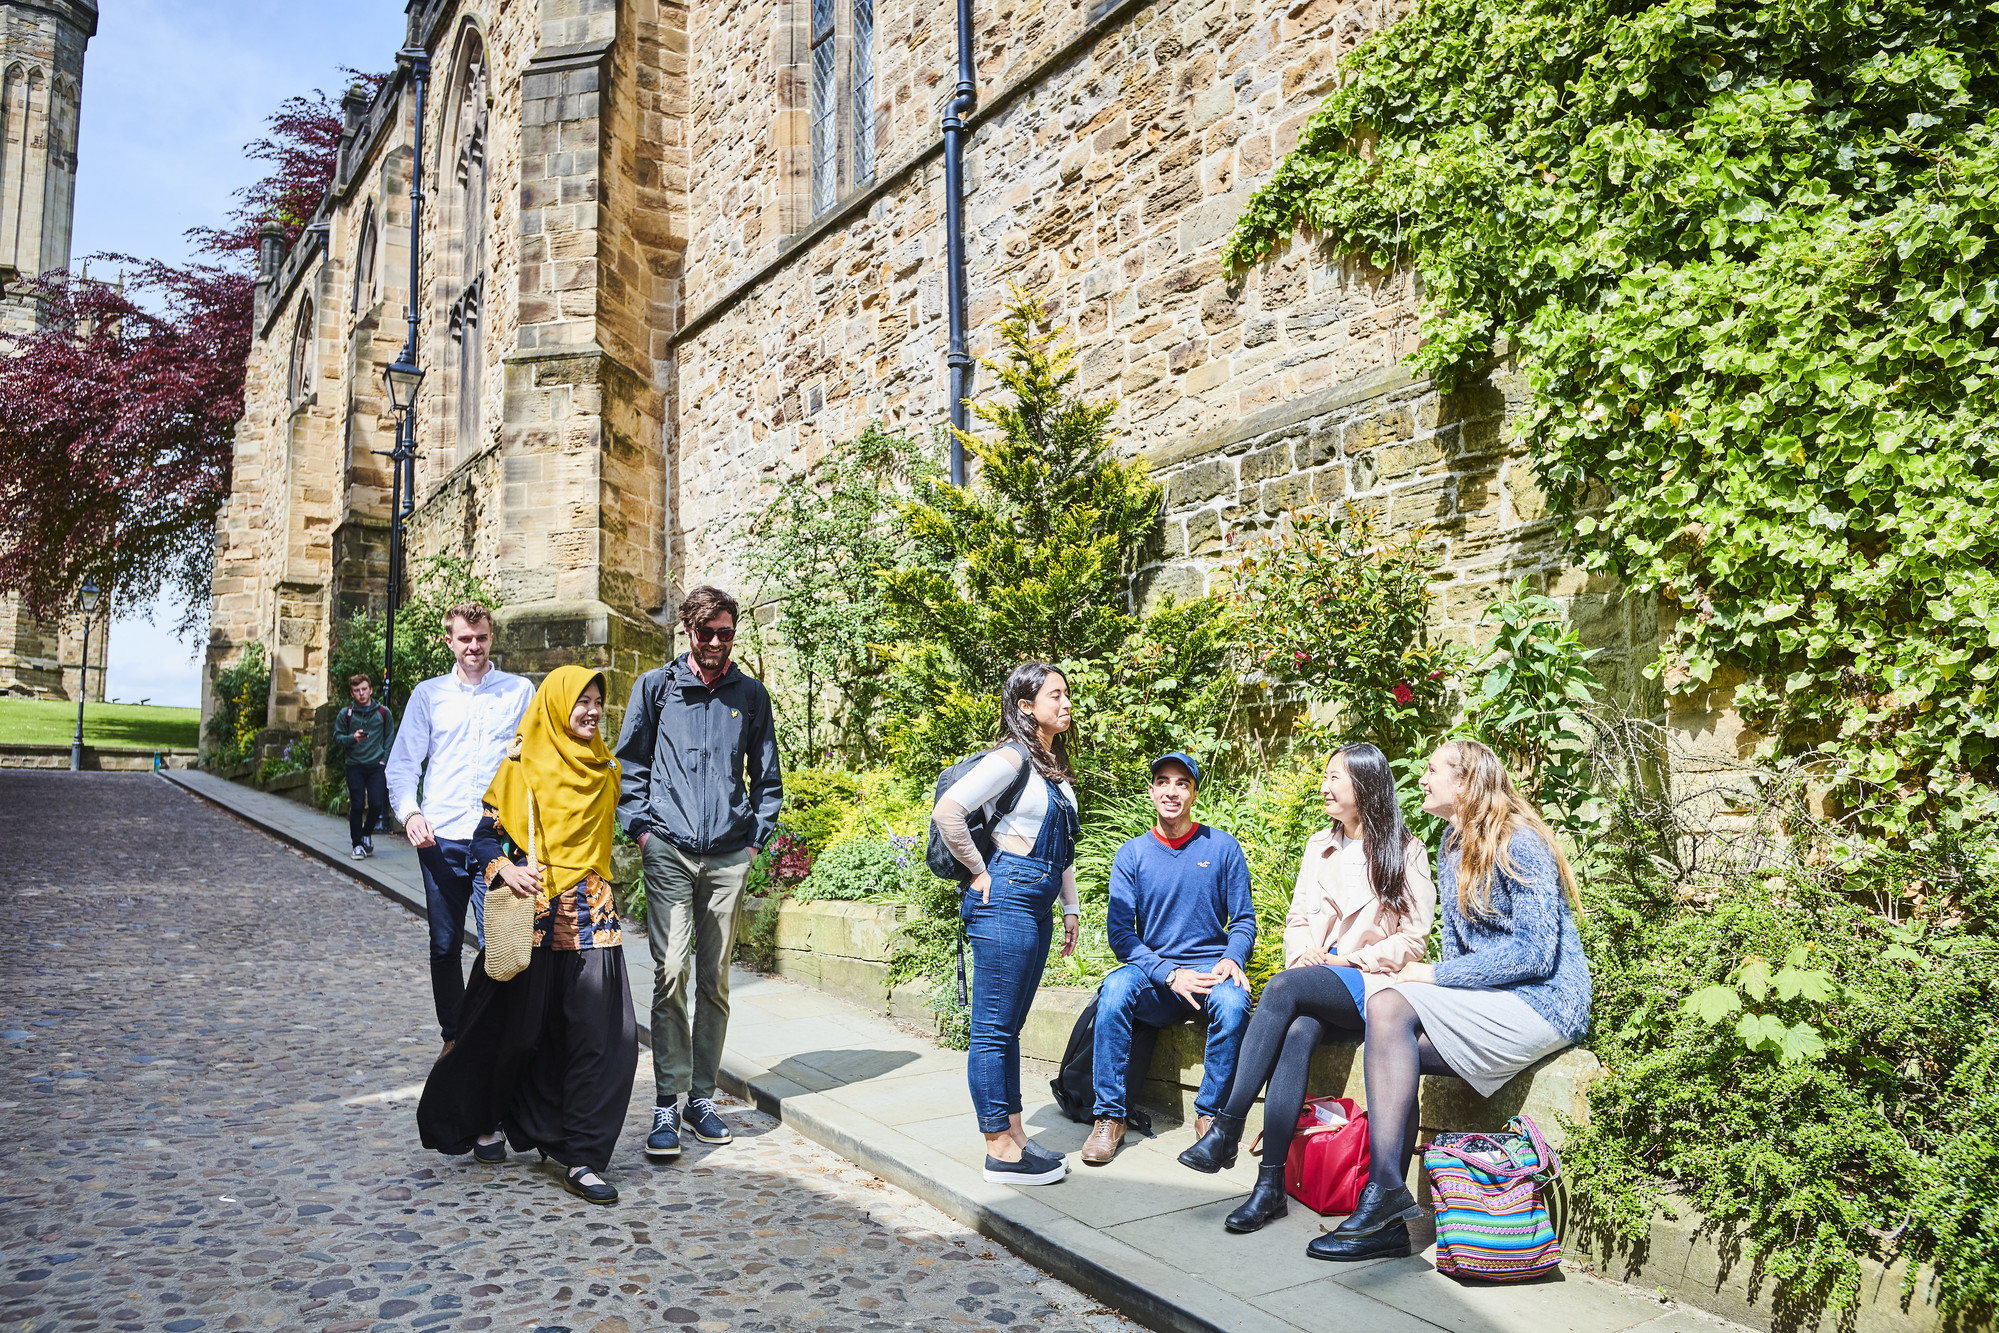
top-left (169, 765), bottom-right (1754, 1333)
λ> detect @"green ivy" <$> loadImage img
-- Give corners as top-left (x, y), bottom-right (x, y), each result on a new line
top-left (1228, 0), bottom-right (1999, 833)
top-left (1463, 580), bottom-right (1606, 831)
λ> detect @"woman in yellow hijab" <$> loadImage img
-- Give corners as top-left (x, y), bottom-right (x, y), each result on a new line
top-left (419, 666), bottom-right (638, 1205)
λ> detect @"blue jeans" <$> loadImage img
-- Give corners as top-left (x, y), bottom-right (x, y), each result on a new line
top-left (419, 836), bottom-right (486, 1041)
top-left (1092, 962), bottom-right (1252, 1120)
top-left (964, 849), bottom-right (1060, 1134)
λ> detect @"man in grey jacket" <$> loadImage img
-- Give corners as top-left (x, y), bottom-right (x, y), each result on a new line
top-left (615, 585), bottom-right (783, 1161)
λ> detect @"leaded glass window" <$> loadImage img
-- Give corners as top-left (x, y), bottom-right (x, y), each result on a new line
top-left (852, 0), bottom-right (875, 186)
top-left (810, 0), bottom-right (837, 216)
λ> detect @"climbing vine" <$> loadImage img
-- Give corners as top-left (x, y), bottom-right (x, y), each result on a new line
top-left (1229, 0), bottom-right (1999, 833)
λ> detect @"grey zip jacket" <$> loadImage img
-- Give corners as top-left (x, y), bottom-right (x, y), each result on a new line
top-left (614, 654), bottom-right (784, 855)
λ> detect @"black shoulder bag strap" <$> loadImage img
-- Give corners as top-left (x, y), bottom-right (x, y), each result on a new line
top-left (956, 743), bottom-right (1040, 1006)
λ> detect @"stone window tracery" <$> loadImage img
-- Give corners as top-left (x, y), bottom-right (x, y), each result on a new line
top-left (351, 201), bottom-right (378, 314)
top-left (810, 0), bottom-right (837, 216)
top-left (440, 37), bottom-right (490, 466)
top-left (806, 0), bottom-right (879, 217)
top-left (287, 294), bottom-right (316, 403)
top-left (852, 0), bottom-right (875, 187)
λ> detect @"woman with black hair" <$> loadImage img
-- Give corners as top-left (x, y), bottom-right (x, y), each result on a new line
top-left (932, 662), bottom-right (1082, 1186)
top-left (1178, 743), bottom-right (1434, 1232)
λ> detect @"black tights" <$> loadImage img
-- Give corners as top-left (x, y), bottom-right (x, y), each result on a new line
top-left (1220, 967), bottom-right (1362, 1165)
top-left (1362, 988), bottom-right (1458, 1192)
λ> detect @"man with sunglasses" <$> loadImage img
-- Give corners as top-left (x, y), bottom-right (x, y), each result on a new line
top-left (615, 585), bottom-right (784, 1162)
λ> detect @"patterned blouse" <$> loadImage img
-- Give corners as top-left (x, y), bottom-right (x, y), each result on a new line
top-left (469, 806), bottom-right (624, 951)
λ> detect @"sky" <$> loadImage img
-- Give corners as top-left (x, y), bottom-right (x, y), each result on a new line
top-left (70, 0), bottom-right (408, 706)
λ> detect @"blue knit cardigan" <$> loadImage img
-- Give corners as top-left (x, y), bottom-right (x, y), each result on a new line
top-left (1433, 825), bottom-right (1593, 1043)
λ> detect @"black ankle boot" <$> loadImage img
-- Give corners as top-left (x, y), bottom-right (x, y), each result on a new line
top-left (1177, 1111), bottom-right (1244, 1173)
top-left (1225, 1161), bottom-right (1289, 1233)
top-left (1333, 1182), bottom-right (1423, 1237)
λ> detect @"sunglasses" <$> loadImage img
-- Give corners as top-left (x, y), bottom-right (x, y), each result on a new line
top-left (692, 625), bottom-right (736, 644)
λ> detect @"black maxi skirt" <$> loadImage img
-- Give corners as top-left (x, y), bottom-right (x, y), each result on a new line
top-left (418, 945), bottom-right (639, 1173)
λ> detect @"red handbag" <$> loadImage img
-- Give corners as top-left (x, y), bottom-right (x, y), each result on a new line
top-left (1283, 1095), bottom-right (1370, 1215)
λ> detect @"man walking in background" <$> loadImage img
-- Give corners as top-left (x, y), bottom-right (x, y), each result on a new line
top-left (386, 603), bottom-right (535, 1055)
top-left (333, 673), bottom-right (395, 860)
top-left (616, 585), bottom-right (783, 1162)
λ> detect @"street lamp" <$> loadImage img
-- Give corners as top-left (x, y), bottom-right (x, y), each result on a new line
top-left (68, 577), bottom-right (100, 772)
top-left (381, 357), bottom-right (425, 705)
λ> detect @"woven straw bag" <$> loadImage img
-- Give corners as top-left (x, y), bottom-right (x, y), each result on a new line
top-left (482, 789), bottom-right (541, 982)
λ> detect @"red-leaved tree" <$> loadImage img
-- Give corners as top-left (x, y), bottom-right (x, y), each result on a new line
top-left (0, 261), bottom-right (253, 627)
top-left (192, 74), bottom-right (385, 261)
top-left (0, 71), bottom-right (383, 628)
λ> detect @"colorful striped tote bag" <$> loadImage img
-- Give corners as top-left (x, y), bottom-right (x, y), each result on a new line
top-left (1422, 1114), bottom-right (1562, 1281)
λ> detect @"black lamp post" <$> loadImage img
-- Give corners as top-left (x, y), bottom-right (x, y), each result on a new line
top-left (68, 577), bottom-right (100, 772)
top-left (382, 355), bottom-right (425, 704)
top-left (378, 45), bottom-right (430, 705)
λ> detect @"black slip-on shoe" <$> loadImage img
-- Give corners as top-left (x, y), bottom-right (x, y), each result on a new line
top-left (1308, 1219), bottom-right (1411, 1262)
top-left (685, 1096), bottom-right (732, 1144)
top-left (982, 1153), bottom-right (1066, 1185)
top-left (1334, 1182), bottom-right (1425, 1237)
top-left (472, 1135), bottom-right (507, 1163)
top-left (645, 1104), bottom-right (682, 1160)
top-left (562, 1166), bottom-right (619, 1205)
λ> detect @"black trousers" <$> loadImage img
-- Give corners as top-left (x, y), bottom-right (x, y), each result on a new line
top-left (419, 945), bottom-right (639, 1173)
top-left (1222, 965), bottom-right (1364, 1164)
top-left (345, 761), bottom-right (388, 846)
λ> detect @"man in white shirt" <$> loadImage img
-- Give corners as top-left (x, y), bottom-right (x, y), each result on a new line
top-left (385, 602), bottom-right (535, 1053)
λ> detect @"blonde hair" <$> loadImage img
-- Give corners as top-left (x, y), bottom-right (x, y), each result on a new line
top-left (1441, 739), bottom-right (1582, 919)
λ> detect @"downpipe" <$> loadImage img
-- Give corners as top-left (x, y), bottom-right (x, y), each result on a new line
top-left (942, 0), bottom-right (976, 485)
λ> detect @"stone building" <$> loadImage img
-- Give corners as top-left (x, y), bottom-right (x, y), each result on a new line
top-left (206, 0), bottom-right (1668, 743)
top-left (0, 0), bottom-right (104, 703)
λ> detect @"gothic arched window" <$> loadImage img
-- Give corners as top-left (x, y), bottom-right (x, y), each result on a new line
top-left (350, 201), bottom-right (378, 313)
top-left (287, 294), bottom-right (316, 402)
top-left (443, 38), bottom-right (490, 464)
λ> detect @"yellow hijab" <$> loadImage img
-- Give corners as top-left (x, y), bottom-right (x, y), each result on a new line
top-left (482, 664), bottom-right (618, 898)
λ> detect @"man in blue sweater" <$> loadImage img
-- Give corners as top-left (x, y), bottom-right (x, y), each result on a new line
top-left (1083, 752), bottom-right (1256, 1165)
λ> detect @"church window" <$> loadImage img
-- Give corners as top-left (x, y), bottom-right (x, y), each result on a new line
top-left (442, 37), bottom-right (490, 464)
top-left (810, 0), bottom-right (837, 217)
top-left (351, 202), bottom-right (378, 313)
top-left (852, 0), bottom-right (875, 186)
top-left (287, 295), bottom-right (316, 402)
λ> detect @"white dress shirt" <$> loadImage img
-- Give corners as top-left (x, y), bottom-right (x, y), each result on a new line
top-left (385, 666), bottom-right (536, 842)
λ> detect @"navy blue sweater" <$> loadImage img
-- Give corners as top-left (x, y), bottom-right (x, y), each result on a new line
top-left (1107, 825), bottom-right (1256, 985)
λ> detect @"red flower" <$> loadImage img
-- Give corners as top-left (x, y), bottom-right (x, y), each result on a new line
top-left (1392, 681), bottom-right (1415, 705)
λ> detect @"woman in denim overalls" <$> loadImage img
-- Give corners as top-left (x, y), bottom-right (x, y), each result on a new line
top-left (932, 663), bottom-right (1082, 1185)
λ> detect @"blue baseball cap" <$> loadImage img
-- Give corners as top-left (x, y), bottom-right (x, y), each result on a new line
top-left (1149, 751), bottom-right (1202, 788)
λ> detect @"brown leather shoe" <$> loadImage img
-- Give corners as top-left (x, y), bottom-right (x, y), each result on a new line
top-left (1081, 1118), bottom-right (1125, 1165)
top-left (1194, 1115), bottom-right (1212, 1140)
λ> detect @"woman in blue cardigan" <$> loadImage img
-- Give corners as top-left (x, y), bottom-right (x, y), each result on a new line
top-left (1309, 738), bottom-right (1592, 1263)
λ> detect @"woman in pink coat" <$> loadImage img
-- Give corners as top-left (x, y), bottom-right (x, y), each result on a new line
top-left (1176, 742), bottom-right (1435, 1233)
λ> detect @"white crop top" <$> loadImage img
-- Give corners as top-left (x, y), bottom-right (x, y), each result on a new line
top-left (934, 747), bottom-right (1077, 873)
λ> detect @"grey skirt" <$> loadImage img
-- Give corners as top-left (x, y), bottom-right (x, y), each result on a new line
top-left (1388, 981), bottom-right (1570, 1098)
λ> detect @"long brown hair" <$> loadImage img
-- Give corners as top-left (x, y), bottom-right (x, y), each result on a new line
top-left (1441, 739), bottom-right (1581, 919)
top-left (997, 662), bottom-right (1072, 783)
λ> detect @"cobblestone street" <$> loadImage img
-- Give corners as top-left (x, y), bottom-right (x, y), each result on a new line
top-left (0, 772), bottom-right (1136, 1333)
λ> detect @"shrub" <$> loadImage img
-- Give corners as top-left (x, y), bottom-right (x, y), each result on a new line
top-left (1462, 580), bottom-right (1605, 834)
top-left (204, 641), bottom-right (269, 768)
top-left (1566, 725), bottom-right (1999, 1318)
top-left (734, 893), bottom-right (782, 972)
top-left (782, 768), bottom-right (862, 854)
top-left (792, 836), bottom-right (918, 903)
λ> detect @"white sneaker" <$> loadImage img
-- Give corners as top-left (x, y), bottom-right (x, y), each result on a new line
top-left (352, 845), bottom-right (367, 860)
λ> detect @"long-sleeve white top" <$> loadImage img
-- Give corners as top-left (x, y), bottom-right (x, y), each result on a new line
top-left (384, 667), bottom-right (536, 842)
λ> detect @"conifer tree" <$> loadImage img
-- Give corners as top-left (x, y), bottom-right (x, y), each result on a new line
top-left (882, 291), bottom-right (1164, 776)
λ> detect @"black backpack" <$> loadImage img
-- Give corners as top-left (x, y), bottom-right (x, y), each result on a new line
top-left (1048, 993), bottom-right (1156, 1136)
top-left (924, 741), bottom-right (1034, 882)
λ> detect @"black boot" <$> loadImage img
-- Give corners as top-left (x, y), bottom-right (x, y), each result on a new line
top-left (1224, 1161), bottom-right (1289, 1233)
top-left (1177, 1111), bottom-right (1244, 1173)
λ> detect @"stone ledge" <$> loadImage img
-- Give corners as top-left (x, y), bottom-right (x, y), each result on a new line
top-left (0, 742), bottom-right (198, 771)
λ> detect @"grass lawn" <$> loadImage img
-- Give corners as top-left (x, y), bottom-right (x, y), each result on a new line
top-left (0, 698), bottom-right (201, 750)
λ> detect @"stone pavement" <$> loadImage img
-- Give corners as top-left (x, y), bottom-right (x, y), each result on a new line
top-left (161, 767), bottom-right (1754, 1333)
top-left (0, 771), bottom-right (1140, 1333)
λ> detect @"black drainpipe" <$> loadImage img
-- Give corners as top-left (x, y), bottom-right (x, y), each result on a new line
top-left (942, 0), bottom-right (977, 485)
